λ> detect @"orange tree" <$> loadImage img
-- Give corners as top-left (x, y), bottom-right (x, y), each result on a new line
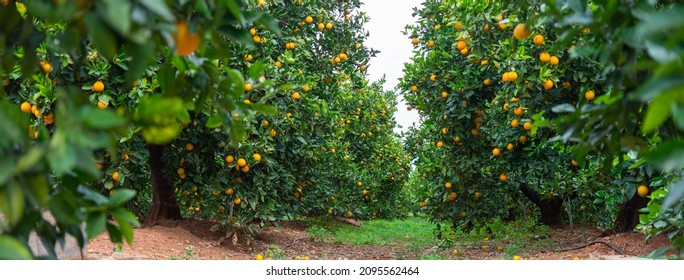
top-left (98, 0), bottom-right (409, 238)
top-left (399, 0), bottom-right (639, 232)
top-left (0, 0), bottom-right (273, 258)
top-left (539, 0), bottom-right (684, 254)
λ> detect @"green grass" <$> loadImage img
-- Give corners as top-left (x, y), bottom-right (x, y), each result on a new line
top-left (306, 217), bottom-right (436, 249)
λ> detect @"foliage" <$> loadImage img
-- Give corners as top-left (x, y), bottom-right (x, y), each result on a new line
top-left (0, 0), bottom-right (274, 259)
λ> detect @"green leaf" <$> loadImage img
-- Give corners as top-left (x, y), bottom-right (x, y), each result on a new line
top-left (48, 193), bottom-right (79, 225)
top-left (642, 93), bottom-right (672, 134)
top-left (645, 140), bottom-right (684, 170)
top-left (108, 189), bottom-right (136, 206)
top-left (229, 119), bottom-right (246, 144)
top-left (250, 104), bottom-right (277, 115)
top-left (79, 107), bottom-right (127, 129)
top-left (139, 0), bottom-right (175, 21)
top-left (256, 13), bottom-right (282, 36)
top-left (177, 108), bottom-right (191, 124)
top-left (629, 75), bottom-right (684, 102)
top-left (77, 185), bottom-right (109, 206)
top-left (98, 0), bottom-right (131, 36)
top-left (111, 208), bottom-right (140, 245)
top-left (672, 104), bottom-right (684, 131)
top-left (248, 61), bottom-right (265, 81)
top-left (47, 131), bottom-right (77, 176)
top-left (662, 178), bottom-right (684, 211)
top-left (106, 222), bottom-right (122, 244)
top-left (25, 175), bottom-right (50, 207)
top-left (222, 0), bottom-right (245, 26)
top-left (125, 40), bottom-right (156, 84)
top-left (0, 236), bottom-right (33, 260)
top-left (221, 69), bottom-right (245, 98)
top-left (84, 14), bottom-right (117, 59)
top-left (205, 115), bottom-right (223, 128)
top-left (0, 181), bottom-right (25, 227)
top-left (86, 212), bottom-right (107, 240)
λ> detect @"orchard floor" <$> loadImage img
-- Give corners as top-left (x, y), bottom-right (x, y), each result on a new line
top-left (86, 218), bottom-right (670, 260)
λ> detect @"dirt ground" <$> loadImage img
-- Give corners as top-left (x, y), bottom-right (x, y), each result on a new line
top-left (87, 219), bottom-right (671, 260)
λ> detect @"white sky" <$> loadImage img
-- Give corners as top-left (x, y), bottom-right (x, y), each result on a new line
top-left (361, 0), bottom-right (423, 134)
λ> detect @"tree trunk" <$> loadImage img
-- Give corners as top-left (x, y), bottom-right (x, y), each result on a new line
top-left (611, 192), bottom-right (649, 233)
top-left (144, 144), bottom-right (181, 225)
top-left (519, 184), bottom-right (564, 225)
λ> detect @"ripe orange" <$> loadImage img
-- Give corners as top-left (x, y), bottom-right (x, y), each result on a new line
top-left (455, 21), bottom-right (462, 30)
top-left (460, 48), bottom-right (469, 55)
top-left (252, 35), bottom-right (261, 44)
top-left (571, 159), bottom-right (579, 166)
top-left (508, 71), bottom-right (518, 81)
top-left (225, 188), bottom-right (234, 195)
top-left (269, 129), bottom-right (277, 137)
top-left (317, 23), bottom-right (325, 30)
top-left (237, 158), bottom-right (247, 167)
top-left (186, 143), bottom-right (194, 151)
top-left (533, 34), bottom-right (544, 45)
top-left (275, 61), bottom-right (282, 68)
top-left (430, 74), bottom-right (437, 82)
top-left (445, 182), bottom-right (452, 189)
top-left (514, 107), bottom-right (523, 116)
top-left (585, 90), bottom-right (595, 100)
top-left (359, 65), bottom-right (367, 71)
top-left (93, 81), bottom-right (105, 92)
top-left (441, 91), bottom-right (448, 98)
top-left (539, 52), bottom-right (550, 62)
top-left (325, 22), bottom-right (333, 30)
top-left (543, 79), bottom-right (554, 90)
top-left (253, 153), bottom-right (261, 161)
top-left (483, 78), bottom-right (492, 86)
top-left (474, 192), bottom-right (481, 199)
top-left (40, 61), bottom-right (52, 73)
top-left (291, 91), bottom-right (301, 100)
top-left (305, 16), bottom-right (313, 24)
top-left (506, 143), bottom-right (514, 151)
top-left (244, 83), bottom-right (252, 91)
top-left (513, 255), bottom-right (522, 260)
top-left (513, 24), bottom-right (530, 40)
top-left (499, 173), bottom-right (508, 182)
top-left (436, 141), bottom-right (444, 148)
top-left (484, 24), bottom-right (490, 31)
top-left (112, 171), bottom-right (120, 181)
top-left (410, 85), bottom-right (418, 92)
top-left (519, 135), bottom-right (528, 144)
top-left (492, 148), bottom-right (501, 157)
top-left (249, 28), bottom-right (257, 36)
top-left (97, 101), bottom-right (108, 109)
top-left (20, 102), bottom-right (31, 113)
top-left (174, 21), bottom-right (200, 56)
top-left (549, 56), bottom-right (559, 65)
top-left (427, 40), bottom-right (435, 47)
top-left (511, 119), bottom-right (519, 128)
top-left (241, 165), bottom-right (250, 173)
top-left (523, 121), bottom-right (532, 131)
top-left (457, 39), bottom-right (467, 50)
top-left (43, 113), bottom-right (54, 125)
top-left (177, 168), bottom-right (185, 176)
top-left (637, 185), bottom-right (649, 197)
top-left (234, 198), bottom-right (242, 205)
